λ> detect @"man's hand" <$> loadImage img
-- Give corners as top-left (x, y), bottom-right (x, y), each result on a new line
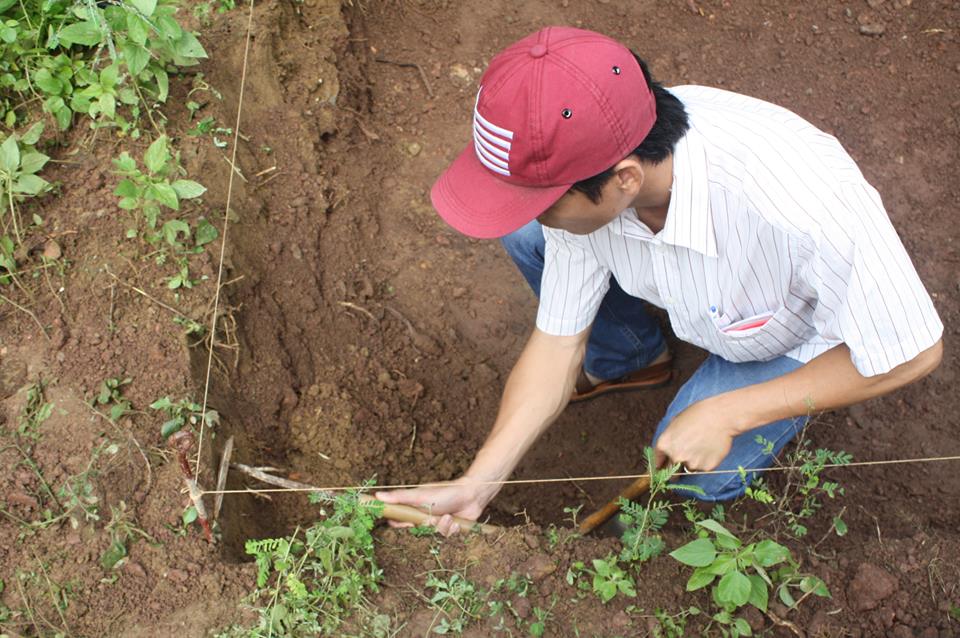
top-left (375, 476), bottom-right (497, 537)
top-left (654, 396), bottom-right (739, 471)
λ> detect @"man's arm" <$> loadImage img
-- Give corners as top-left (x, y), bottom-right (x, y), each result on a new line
top-left (655, 340), bottom-right (943, 470)
top-left (376, 327), bottom-right (588, 535)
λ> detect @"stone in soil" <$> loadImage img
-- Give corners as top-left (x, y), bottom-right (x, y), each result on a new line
top-left (848, 562), bottom-right (899, 611)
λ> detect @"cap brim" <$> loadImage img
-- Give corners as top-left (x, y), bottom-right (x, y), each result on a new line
top-left (431, 144), bottom-right (570, 239)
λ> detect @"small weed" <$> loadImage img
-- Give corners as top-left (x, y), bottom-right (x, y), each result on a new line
top-left (670, 518), bottom-right (829, 635)
top-left (101, 501), bottom-right (156, 570)
top-left (16, 380), bottom-right (53, 441)
top-left (618, 447), bottom-right (705, 565)
top-left (92, 376), bottom-right (132, 421)
top-left (150, 395), bottom-right (218, 439)
top-left (224, 490), bottom-right (386, 637)
top-left (425, 572), bottom-right (485, 635)
top-left (652, 606), bottom-right (701, 638)
top-left (744, 434), bottom-right (851, 538)
top-left (566, 555), bottom-right (636, 604)
top-left (0, 123), bottom-right (51, 252)
top-left (113, 135), bottom-right (209, 244)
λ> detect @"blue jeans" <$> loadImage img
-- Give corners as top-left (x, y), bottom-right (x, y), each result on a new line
top-left (502, 220), bottom-right (808, 501)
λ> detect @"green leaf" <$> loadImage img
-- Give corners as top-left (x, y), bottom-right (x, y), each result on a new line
top-left (98, 93), bottom-right (116, 120)
top-left (171, 179), bottom-right (206, 199)
top-left (686, 566), bottom-right (716, 592)
top-left (733, 617), bottom-right (752, 636)
top-left (20, 151), bottom-right (49, 175)
top-left (114, 179), bottom-right (139, 198)
top-left (833, 516), bottom-right (848, 536)
top-left (778, 584), bottom-right (796, 608)
top-left (58, 21), bottom-right (104, 47)
top-left (717, 570), bottom-right (752, 608)
top-left (705, 553), bottom-right (737, 576)
top-left (13, 174), bottom-right (49, 195)
top-left (752, 540), bottom-right (790, 567)
top-left (669, 538), bottom-right (717, 567)
top-left (122, 41), bottom-right (150, 76)
top-left (126, 12), bottom-right (149, 45)
top-left (20, 122), bottom-right (44, 146)
top-left (34, 69), bottom-right (63, 95)
top-left (128, 0), bottom-right (157, 17)
top-left (182, 505), bottom-right (198, 524)
top-left (118, 197), bottom-right (139, 210)
top-left (194, 217), bottom-right (218, 246)
top-left (54, 104), bottom-right (72, 131)
top-left (172, 32), bottom-right (207, 60)
top-left (100, 538), bottom-right (127, 569)
top-left (697, 518), bottom-right (739, 541)
top-left (799, 576), bottom-right (830, 598)
top-left (154, 67), bottom-right (169, 102)
top-left (0, 135), bottom-right (20, 172)
top-left (100, 63), bottom-right (120, 89)
top-left (747, 574), bottom-right (768, 612)
top-left (162, 219), bottom-right (190, 245)
top-left (146, 182), bottom-right (178, 209)
top-left (160, 418), bottom-right (181, 438)
top-left (143, 135), bottom-right (169, 174)
top-left (113, 152), bottom-right (137, 173)
top-left (155, 15), bottom-right (181, 40)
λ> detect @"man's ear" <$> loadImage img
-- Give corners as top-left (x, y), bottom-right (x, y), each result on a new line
top-left (612, 158), bottom-right (645, 196)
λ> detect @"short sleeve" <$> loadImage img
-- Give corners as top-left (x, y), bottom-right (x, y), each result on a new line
top-left (804, 182), bottom-right (943, 377)
top-left (535, 227), bottom-right (611, 336)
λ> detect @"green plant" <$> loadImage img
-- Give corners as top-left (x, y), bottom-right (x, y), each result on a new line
top-left (234, 490), bottom-right (385, 637)
top-left (113, 135), bottom-right (216, 289)
top-left (670, 519), bottom-right (829, 635)
top-left (0, 0), bottom-right (208, 133)
top-left (16, 379), bottom-right (53, 440)
top-left (100, 500), bottom-right (156, 570)
top-left (566, 555), bottom-right (636, 604)
top-left (92, 376), bottom-right (132, 421)
top-left (113, 135), bottom-right (207, 239)
top-left (744, 435), bottom-right (851, 538)
top-left (618, 447), bottom-right (705, 564)
top-left (425, 571), bottom-right (485, 635)
top-left (652, 606), bottom-right (701, 638)
top-left (55, 440), bottom-right (118, 528)
top-left (0, 122), bottom-right (50, 253)
top-left (150, 394), bottom-right (217, 439)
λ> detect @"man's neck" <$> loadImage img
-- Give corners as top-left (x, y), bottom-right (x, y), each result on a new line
top-left (629, 155), bottom-right (674, 234)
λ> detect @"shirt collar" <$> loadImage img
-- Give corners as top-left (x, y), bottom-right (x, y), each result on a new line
top-left (611, 126), bottom-right (718, 258)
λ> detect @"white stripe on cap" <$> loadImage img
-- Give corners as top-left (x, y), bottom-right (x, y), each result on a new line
top-left (473, 87), bottom-right (514, 176)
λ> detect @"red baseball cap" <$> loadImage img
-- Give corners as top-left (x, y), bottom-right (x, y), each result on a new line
top-left (431, 27), bottom-right (656, 239)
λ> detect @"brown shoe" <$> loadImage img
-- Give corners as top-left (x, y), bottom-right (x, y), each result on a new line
top-left (570, 358), bottom-right (673, 403)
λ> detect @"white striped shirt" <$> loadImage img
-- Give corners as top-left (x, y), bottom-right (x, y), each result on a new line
top-left (536, 85), bottom-right (943, 377)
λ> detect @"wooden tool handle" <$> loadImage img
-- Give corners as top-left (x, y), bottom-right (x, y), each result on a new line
top-left (578, 475), bottom-right (652, 535)
top-left (359, 495), bottom-right (501, 535)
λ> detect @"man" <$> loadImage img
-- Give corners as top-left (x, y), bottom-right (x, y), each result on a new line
top-left (377, 26), bottom-right (943, 535)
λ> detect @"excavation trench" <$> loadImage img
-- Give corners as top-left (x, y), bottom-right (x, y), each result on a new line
top-left (184, 1), bottom-right (696, 560)
top-left (181, 1), bottom-right (577, 559)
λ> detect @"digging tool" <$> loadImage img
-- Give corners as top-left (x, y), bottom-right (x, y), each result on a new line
top-left (578, 475), bottom-right (651, 535)
top-left (230, 463), bottom-right (501, 536)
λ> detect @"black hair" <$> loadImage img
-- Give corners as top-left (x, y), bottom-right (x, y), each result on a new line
top-left (569, 52), bottom-right (689, 203)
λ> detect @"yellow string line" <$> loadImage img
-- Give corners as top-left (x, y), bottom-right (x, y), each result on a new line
top-left (199, 453), bottom-right (960, 496)
top-left (195, 0), bottom-right (256, 481)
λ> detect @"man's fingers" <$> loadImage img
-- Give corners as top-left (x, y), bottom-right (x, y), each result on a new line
top-left (653, 446), bottom-right (669, 469)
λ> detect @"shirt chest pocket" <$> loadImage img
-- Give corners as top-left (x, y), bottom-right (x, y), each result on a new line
top-left (711, 306), bottom-right (809, 361)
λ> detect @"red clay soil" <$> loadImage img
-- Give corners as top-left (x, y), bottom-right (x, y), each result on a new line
top-left (1, 0), bottom-right (959, 636)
